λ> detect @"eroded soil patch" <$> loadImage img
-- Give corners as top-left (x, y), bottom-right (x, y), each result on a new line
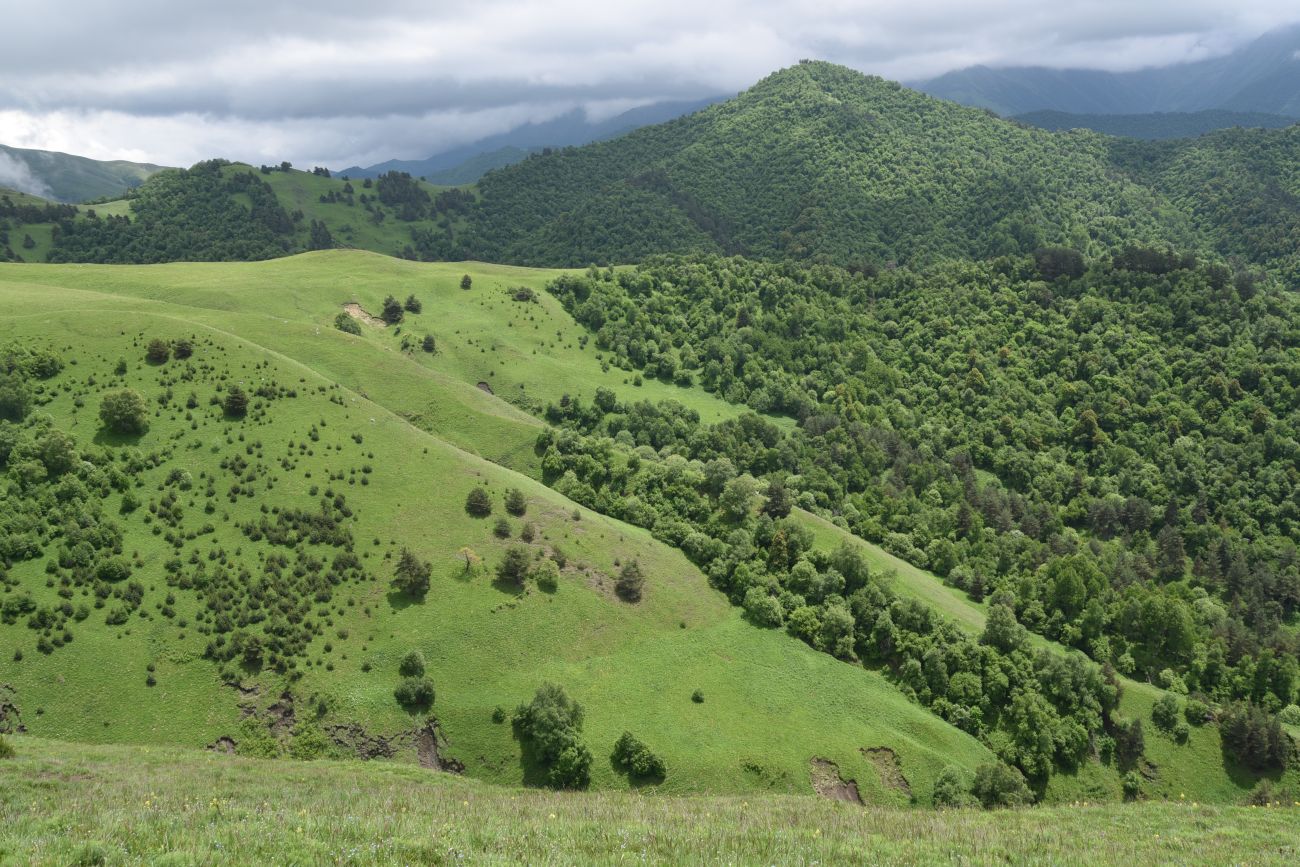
top-left (343, 303), bottom-right (386, 327)
top-left (862, 747), bottom-right (912, 798)
top-left (416, 719), bottom-right (465, 773)
top-left (809, 757), bottom-right (862, 804)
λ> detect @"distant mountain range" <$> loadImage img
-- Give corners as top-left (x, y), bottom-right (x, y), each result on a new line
top-left (336, 96), bottom-right (724, 182)
top-left (919, 24), bottom-right (1300, 118)
top-left (0, 143), bottom-right (166, 203)
top-left (1014, 109), bottom-right (1297, 140)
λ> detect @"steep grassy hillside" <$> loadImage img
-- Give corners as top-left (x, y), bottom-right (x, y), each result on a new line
top-left (0, 253), bottom-right (989, 801)
top-left (3, 737), bottom-right (1297, 866)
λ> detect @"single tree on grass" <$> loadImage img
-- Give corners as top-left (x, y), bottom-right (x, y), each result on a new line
top-left (392, 548), bottom-right (432, 599)
top-left (99, 388), bottom-right (149, 434)
top-left (465, 487), bottom-right (492, 518)
top-left (145, 338), bottom-right (171, 364)
top-left (616, 560), bottom-right (645, 602)
top-left (223, 385), bottom-right (249, 418)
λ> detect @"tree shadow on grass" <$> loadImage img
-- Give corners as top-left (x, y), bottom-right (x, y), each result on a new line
top-left (490, 576), bottom-right (527, 598)
top-left (385, 589), bottom-right (422, 612)
top-left (92, 428), bottom-right (147, 447)
top-left (511, 719), bottom-right (550, 788)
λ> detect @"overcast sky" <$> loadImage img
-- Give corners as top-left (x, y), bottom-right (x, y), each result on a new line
top-left (0, 1), bottom-right (1297, 170)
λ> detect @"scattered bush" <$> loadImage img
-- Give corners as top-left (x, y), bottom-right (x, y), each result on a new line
top-left (460, 274), bottom-right (472, 290)
top-left (742, 587), bottom-right (784, 627)
top-left (971, 762), bottom-right (1032, 808)
top-left (99, 388), bottom-right (149, 434)
top-left (421, 334), bottom-right (436, 353)
top-left (398, 650), bottom-right (426, 678)
top-left (394, 676), bottom-right (435, 709)
top-left (492, 706), bottom-right (506, 724)
top-left (465, 487), bottom-right (492, 517)
top-left (1184, 699), bottom-right (1212, 726)
top-left (1121, 770), bottom-right (1142, 800)
top-left (381, 295), bottom-right (404, 324)
top-left (691, 689), bottom-right (704, 703)
top-left (1245, 779), bottom-right (1300, 806)
top-left (615, 560), bottom-right (645, 602)
top-left (514, 683), bottom-right (591, 789)
top-left (932, 766), bottom-right (975, 808)
top-left (493, 517), bottom-right (512, 539)
top-left (612, 731), bottom-right (666, 779)
top-left (1116, 718), bottom-right (1145, 767)
top-left (504, 488), bottom-right (527, 516)
top-left (496, 545), bottom-right (531, 587)
top-left (531, 557), bottom-right (560, 592)
top-left (173, 338), bottom-right (193, 359)
top-left (404, 295), bottom-right (422, 314)
top-left (334, 312), bottom-right (362, 335)
top-left (145, 338), bottom-right (171, 363)
top-left (1152, 694), bottom-right (1180, 731)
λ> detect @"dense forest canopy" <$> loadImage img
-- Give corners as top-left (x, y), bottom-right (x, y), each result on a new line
top-left (538, 251), bottom-right (1300, 758)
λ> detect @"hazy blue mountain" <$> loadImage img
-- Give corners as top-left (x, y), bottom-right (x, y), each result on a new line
top-left (0, 143), bottom-right (166, 203)
top-left (1015, 109), bottom-right (1297, 139)
top-left (337, 96), bottom-right (724, 181)
top-left (918, 24), bottom-right (1300, 118)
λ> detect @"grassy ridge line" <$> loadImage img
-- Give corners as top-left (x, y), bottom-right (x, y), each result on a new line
top-left (2, 737), bottom-right (1297, 866)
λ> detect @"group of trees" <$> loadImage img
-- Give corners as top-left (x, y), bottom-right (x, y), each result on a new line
top-left (47, 161), bottom-right (296, 264)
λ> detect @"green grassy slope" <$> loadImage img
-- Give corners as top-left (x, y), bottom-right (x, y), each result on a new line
top-left (2, 737), bottom-right (1297, 866)
top-left (0, 253), bottom-right (989, 800)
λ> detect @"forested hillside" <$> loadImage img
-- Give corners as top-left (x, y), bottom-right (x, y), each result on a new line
top-left (460, 62), bottom-right (1186, 267)
top-left (538, 251), bottom-right (1300, 783)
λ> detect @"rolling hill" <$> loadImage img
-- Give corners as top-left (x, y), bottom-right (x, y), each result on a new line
top-left (918, 24), bottom-right (1300, 118)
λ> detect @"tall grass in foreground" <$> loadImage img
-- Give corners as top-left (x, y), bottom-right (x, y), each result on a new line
top-left (1, 738), bottom-right (1297, 865)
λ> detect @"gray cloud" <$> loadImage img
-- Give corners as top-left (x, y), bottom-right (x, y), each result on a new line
top-left (0, 152), bottom-right (53, 198)
top-left (0, 1), bottom-right (1296, 168)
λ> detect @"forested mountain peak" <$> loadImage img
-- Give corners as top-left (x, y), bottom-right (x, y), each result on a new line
top-left (457, 60), bottom-right (1183, 268)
